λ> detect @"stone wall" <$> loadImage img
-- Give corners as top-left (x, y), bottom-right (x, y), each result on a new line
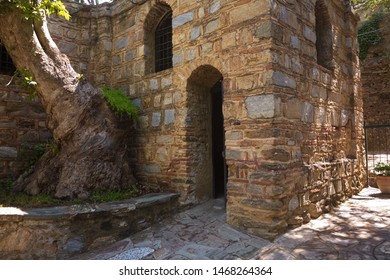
top-left (0, 0), bottom-right (365, 239)
top-left (0, 75), bottom-right (51, 180)
top-left (361, 13), bottom-right (390, 126)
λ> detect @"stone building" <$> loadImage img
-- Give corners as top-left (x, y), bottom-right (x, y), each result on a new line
top-left (0, 0), bottom-right (365, 238)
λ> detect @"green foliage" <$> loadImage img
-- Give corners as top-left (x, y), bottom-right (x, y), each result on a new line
top-left (16, 68), bottom-right (38, 100)
top-left (90, 185), bottom-right (140, 203)
top-left (19, 141), bottom-right (58, 172)
top-left (0, 182), bottom-right (149, 208)
top-left (358, 13), bottom-right (383, 60)
top-left (20, 142), bottom-right (47, 172)
top-left (0, 0), bottom-right (70, 21)
top-left (373, 162), bottom-right (390, 176)
top-left (352, 0), bottom-right (390, 11)
top-left (101, 87), bottom-right (138, 121)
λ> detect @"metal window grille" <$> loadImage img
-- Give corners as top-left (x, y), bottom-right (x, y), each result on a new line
top-left (155, 11), bottom-right (173, 73)
top-left (0, 42), bottom-right (16, 75)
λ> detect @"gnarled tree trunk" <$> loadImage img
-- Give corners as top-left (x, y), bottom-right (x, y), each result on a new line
top-left (0, 9), bottom-right (136, 198)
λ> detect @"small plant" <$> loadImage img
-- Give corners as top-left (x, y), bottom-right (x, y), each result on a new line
top-left (90, 185), bottom-right (141, 203)
top-left (101, 87), bottom-right (138, 121)
top-left (19, 141), bottom-right (58, 172)
top-left (16, 68), bottom-right (38, 100)
top-left (373, 162), bottom-right (390, 176)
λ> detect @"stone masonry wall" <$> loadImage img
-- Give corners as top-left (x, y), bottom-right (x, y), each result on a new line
top-left (361, 13), bottom-right (390, 126)
top-left (0, 75), bottom-right (51, 180)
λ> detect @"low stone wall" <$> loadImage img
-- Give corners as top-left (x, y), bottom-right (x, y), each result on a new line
top-left (0, 193), bottom-right (179, 259)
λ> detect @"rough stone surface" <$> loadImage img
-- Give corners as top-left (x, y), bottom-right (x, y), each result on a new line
top-left (0, 193), bottom-right (179, 259)
top-left (245, 94), bottom-right (278, 119)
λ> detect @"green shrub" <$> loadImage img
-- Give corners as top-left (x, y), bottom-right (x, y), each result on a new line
top-left (101, 87), bottom-right (138, 121)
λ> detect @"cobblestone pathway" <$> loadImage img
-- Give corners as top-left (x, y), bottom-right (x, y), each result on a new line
top-left (79, 187), bottom-right (390, 260)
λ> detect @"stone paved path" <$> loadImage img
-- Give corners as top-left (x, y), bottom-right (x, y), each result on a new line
top-left (78, 187), bottom-right (390, 260)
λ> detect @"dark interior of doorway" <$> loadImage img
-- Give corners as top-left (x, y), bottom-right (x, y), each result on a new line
top-left (211, 79), bottom-right (227, 199)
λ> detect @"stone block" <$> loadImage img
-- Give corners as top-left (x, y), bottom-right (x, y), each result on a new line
top-left (125, 50), bottom-right (135, 62)
top-left (112, 55), bottom-right (121, 66)
top-left (245, 94), bottom-right (280, 119)
top-left (205, 19), bottom-right (219, 34)
top-left (190, 26), bottom-right (201, 41)
top-left (254, 21), bottom-right (271, 39)
top-left (173, 12), bottom-right (194, 28)
top-left (230, 1), bottom-right (269, 24)
top-left (114, 36), bottom-right (129, 50)
top-left (308, 202), bottom-right (322, 219)
top-left (288, 196), bottom-right (299, 211)
top-left (163, 94), bottom-right (173, 105)
top-left (154, 95), bottom-right (161, 107)
top-left (271, 71), bottom-right (296, 89)
top-left (226, 149), bottom-right (246, 160)
top-left (331, 109), bottom-right (340, 127)
top-left (340, 109), bottom-right (349, 126)
top-left (132, 98), bottom-right (141, 109)
top-left (164, 109), bottom-right (175, 125)
top-left (209, 1), bottom-right (221, 14)
top-left (241, 198), bottom-right (284, 211)
top-left (303, 26), bottom-right (316, 43)
top-left (314, 107), bottom-right (326, 125)
top-left (261, 148), bottom-right (290, 162)
top-left (172, 53), bottom-right (183, 66)
top-left (290, 35), bottom-right (300, 49)
top-left (311, 67), bottom-right (320, 81)
top-left (0, 147), bottom-right (17, 158)
top-left (237, 75), bottom-right (255, 90)
top-left (144, 164), bottom-right (161, 174)
top-left (291, 57), bottom-right (303, 74)
top-left (156, 147), bottom-right (169, 162)
top-left (186, 49), bottom-right (197, 61)
top-left (301, 102), bottom-right (314, 123)
top-left (222, 32), bottom-right (236, 49)
top-left (285, 98), bottom-right (302, 119)
top-left (156, 135), bottom-right (174, 144)
top-left (150, 79), bottom-right (159, 90)
top-left (161, 76), bottom-right (172, 88)
top-left (225, 131), bottom-right (243, 140)
top-left (151, 112), bottom-right (161, 127)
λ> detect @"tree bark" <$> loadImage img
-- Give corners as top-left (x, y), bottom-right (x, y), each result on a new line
top-left (0, 9), bottom-right (136, 198)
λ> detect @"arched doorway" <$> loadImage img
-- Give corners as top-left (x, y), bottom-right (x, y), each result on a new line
top-left (186, 65), bottom-right (226, 202)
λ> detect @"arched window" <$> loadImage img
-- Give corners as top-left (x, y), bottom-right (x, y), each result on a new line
top-left (0, 41), bottom-right (16, 75)
top-left (315, 0), bottom-right (333, 70)
top-left (144, 2), bottom-right (173, 74)
top-left (155, 11), bottom-right (173, 72)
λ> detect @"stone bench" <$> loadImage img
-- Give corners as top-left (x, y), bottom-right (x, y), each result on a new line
top-left (0, 193), bottom-right (179, 259)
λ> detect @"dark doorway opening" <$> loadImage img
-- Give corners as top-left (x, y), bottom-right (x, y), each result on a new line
top-left (211, 79), bottom-right (226, 199)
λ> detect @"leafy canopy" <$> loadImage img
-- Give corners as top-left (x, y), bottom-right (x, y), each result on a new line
top-left (352, 0), bottom-right (390, 11)
top-left (0, 0), bottom-right (70, 20)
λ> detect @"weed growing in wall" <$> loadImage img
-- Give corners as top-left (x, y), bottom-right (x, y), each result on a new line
top-left (101, 87), bottom-right (139, 121)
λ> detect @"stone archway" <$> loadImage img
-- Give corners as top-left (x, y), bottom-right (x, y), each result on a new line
top-left (186, 65), bottom-right (226, 202)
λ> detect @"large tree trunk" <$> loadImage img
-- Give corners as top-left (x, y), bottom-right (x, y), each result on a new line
top-left (0, 9), bottom-right (136, 198)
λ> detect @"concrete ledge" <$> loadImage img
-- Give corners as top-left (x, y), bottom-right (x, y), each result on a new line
top-left (0, 193), bottom-right (179, 259)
